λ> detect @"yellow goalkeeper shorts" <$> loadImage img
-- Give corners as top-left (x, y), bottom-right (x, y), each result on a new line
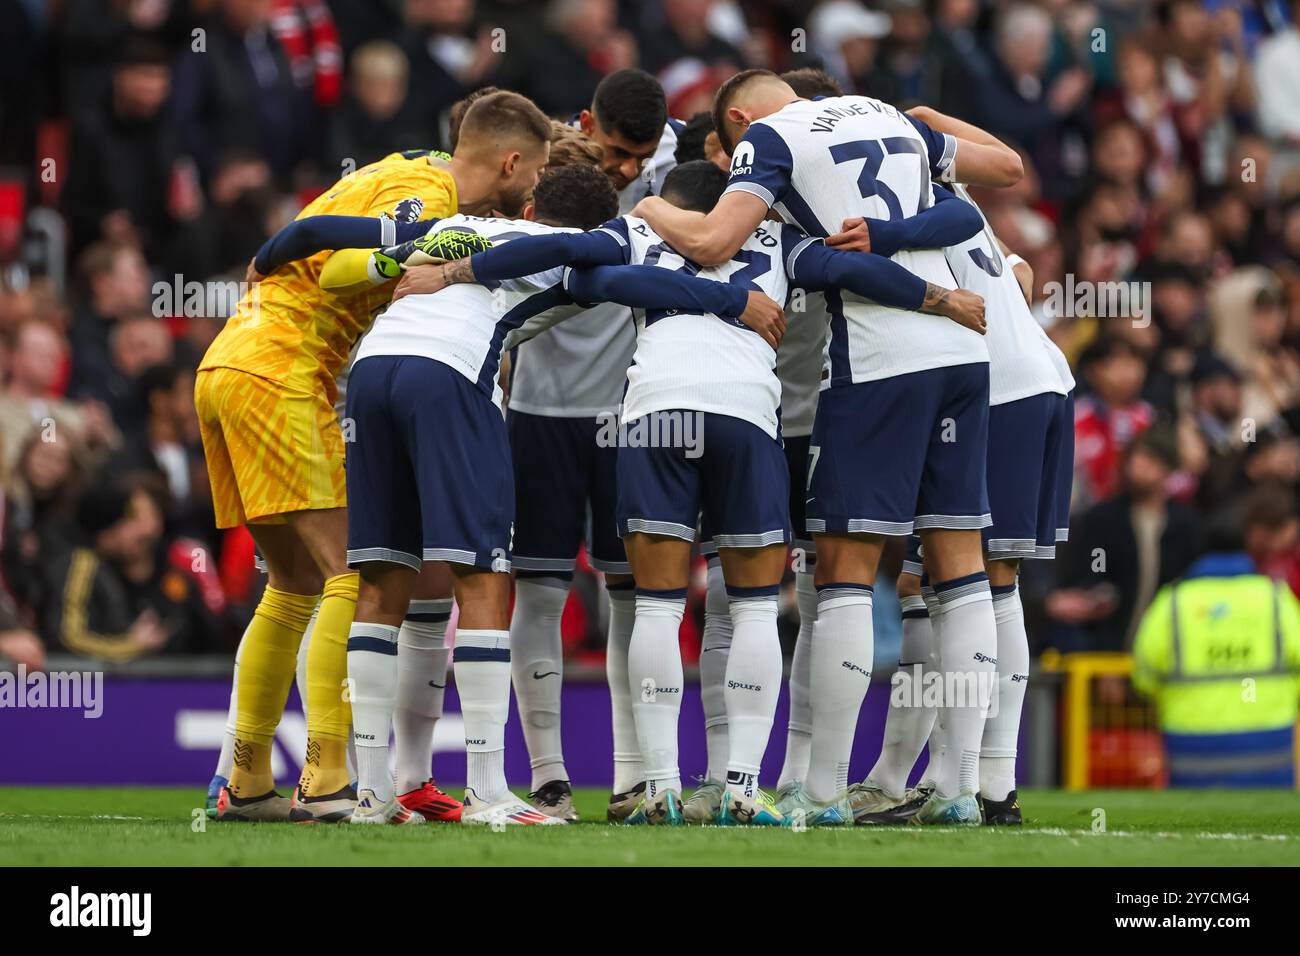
top-left (195, 367), bottom-right (346, 529)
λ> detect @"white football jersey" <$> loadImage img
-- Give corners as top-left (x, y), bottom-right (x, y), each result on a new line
top-left (356, 215), bottom-right (583, 405)
top-left (776, 290), bottom-right (828, 437)
top-left (602, 215), bottom-right (805, 440)
top-left (723, 95), bottom-right (987, 385)
top-left (1036, 322), bottom-right (1076, 394)
top-left (944, 185), bottom-right (1065, 405)
top-left (508, 119), bottom-right (682, 418)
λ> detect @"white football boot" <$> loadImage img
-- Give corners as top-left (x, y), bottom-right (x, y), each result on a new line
top-left (461, 790), bottom-right (566, 826)
top-left (350, 789), bottom-right (425, 825)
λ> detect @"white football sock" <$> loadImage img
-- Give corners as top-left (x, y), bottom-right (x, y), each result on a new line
top-left (778, 569), bottom-right (816, 788)
top-left (919, 585), bottom-right (945, 789)
top-left (393, 598), bottom-right (452, 794)
top-left (605, 583), bottom-right (642, 793)
top-left (932, 572), bottom-right (997, 798)
top-left (509, 576), bottom-right (570, 789)
top-left (454, 628), bottom-right (511, 803)
top-left (628, 589), bottom-right (685, 797)
top-left (699, 560), bottom-right (732, 783)
top-left (346, 622), bottom-right (399, 803)
top-left (215, 622), bottom-right (250, 781)
top-left (724, 586), bottom-right (781, 797)
top-left (866, 591), bottom-right (935, 798)
top-left (980, 583), bottom-right (1029, 801)
top-left (805, 583), bottom-right (874, 803)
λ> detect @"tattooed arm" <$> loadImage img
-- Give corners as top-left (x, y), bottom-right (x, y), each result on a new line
top-left (919, 282), bottom-right (986, 334)
top-left (392, 256), bottom-right (474, 301)
top-left (782, 225), bottom-right (986, 333)
top-left (393, 227), bottom-right (627, 300)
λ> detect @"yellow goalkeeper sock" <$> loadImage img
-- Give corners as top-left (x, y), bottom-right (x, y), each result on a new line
top-left (229, 587), bottom-right (320, 797)
top-left (299, 571), bottom-right (359, 797)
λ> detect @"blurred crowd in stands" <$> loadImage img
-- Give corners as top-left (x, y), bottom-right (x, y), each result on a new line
top-left (2, 0), bottom-right (1300, 670)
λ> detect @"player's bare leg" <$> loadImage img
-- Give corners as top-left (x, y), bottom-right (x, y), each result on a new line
top-left (980, 556), bottom-right (1026, 825)
top-left (713, 543), bottom-right (789, 826)
top-left (393, 560), bottom-right (461, 821)
top-left (910, 527), bottom-right (996, 825)
top-left (217, 524), bottom-right (322, 822)
top-left (621, 532), bottom-right (691, 825)
top-left (344, 561), bottom-right (423, 824)
top-left (454, 565), bottom-right (560, 825)
top-left (281, 507), bottom-right (360, 821)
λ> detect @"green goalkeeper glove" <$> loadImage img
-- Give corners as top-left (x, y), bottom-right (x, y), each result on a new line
top-left (375, 228), bottom-right (494, 274)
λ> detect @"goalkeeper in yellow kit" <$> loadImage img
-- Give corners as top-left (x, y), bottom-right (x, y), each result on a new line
top-left (195, 91), bottom-right (554, 822)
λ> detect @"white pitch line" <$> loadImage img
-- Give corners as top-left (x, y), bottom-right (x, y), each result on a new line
top-left (0, 813), bottom-right (147, 821)
top-left (850, 825), bottom-right (1294, 842)
top-left (0, 814), bottom-right (1292, 842)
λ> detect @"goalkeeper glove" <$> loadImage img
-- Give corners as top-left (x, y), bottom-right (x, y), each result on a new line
top-left (375, 228), bottom-right (494, 274)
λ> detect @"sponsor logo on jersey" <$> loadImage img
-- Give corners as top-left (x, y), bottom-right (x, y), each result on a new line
top-left (730, 141), bottom-right (755, 177)
top-left (392, 196), bottom-right (425, 222)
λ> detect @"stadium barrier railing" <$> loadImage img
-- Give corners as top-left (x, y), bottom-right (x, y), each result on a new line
top-left (1039, 651), bottom-right (1167, 790)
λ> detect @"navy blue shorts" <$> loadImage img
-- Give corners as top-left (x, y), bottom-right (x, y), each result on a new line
top-left (806, 363), bottom-right (991, 536)
top-left (1055, 391), bottom-right (1075, 545)
top-left (984, 391), bottom-right (1065, 560)
top-left (507, 410), bottom-right (628, 575)
top-left (617, 411), bottom-right (791, 549)
top-left (346, 356), bottom-right (513, 572)
top-left (784, 434), bottom-right (816, 553)
top-left (700, 434), bottom-right (812, 559)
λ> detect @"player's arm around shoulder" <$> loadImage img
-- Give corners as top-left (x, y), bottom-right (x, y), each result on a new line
top-left (907, 105), bottom-right (1023, 188)
top-left (405, 222), bottom-right (628, 302)
top-left (319, 248), bottom-right (400, 295)
top-left (999, 238), bottom-right (1034, 305)
top-left (316, 176), bottom-right (472, 298)
top-left (632, 190), bottom-right (769, 266)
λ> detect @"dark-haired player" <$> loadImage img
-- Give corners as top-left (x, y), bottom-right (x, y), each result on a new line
top-left (693, 66), bottom-right (852, 822)
top-left (674, 112), bottom-right (729, 170)
top-left (767, 65), bottom-right (844, 810)
top-left (852, 181), bottom-right (1075, 826)
top-left (283, 162), bottom-right (787, 823)
top-left (634, 71), bottom-right (1023, 825)
top-left (423, 160), bottom-right (986, 825)
top-left (198, 89), bottom-right (552, 824)
top-left (504, 69), bottom-right (684, 822)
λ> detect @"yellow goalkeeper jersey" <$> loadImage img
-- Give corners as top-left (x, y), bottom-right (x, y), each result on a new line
top-left (199, 152), bottom-right (456, 403)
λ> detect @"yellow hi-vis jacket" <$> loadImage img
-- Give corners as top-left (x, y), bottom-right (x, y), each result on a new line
top-left (1133, 566), bottom-right (1300, 785)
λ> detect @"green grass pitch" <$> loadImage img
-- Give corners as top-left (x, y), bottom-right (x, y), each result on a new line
top-left (3, 787), bottom-right (1298, 866)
